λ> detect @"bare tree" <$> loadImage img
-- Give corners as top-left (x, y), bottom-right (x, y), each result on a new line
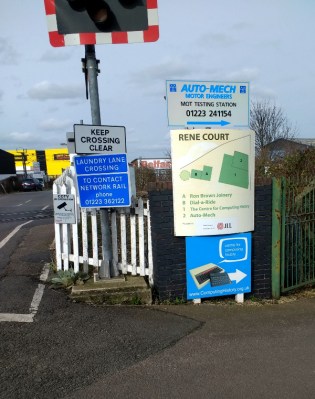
top-left (250, 99), bottom-right (297, 153)
top-left (164, 148), bottom-right (172, 159)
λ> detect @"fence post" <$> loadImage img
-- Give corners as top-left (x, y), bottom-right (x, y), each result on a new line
top-left (81, 208), bottom-right (89, 273)
top-left (71, 183), bottom-right (79, 272)
top-left (138, 198), bottom-right (145, 276)
top-left (272, 177), bottom-right (282, 299)
top-left (61, 184), bottom-right (69, 271)
top-left (147, 200), bottom-right (154, 286)
top-left (111, 211), bottom-right (119, 276)
top-left (53, 182), bottom-right (62, 270)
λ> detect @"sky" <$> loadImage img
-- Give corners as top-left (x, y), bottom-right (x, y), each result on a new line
top-left (0, 0), bottom-right (314, 162)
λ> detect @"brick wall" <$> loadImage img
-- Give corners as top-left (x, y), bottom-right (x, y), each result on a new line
top-left (252, 185), bottom-right (272, 298)
top-left (149, 184), bottom-right (273, 301)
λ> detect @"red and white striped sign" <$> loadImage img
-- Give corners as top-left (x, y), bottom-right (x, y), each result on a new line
top-left (44, 0), bottom-right (159, 47)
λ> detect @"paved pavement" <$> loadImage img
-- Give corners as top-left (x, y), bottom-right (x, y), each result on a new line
top-left (65, 297), bottom-right (315, 399)
top-left (2, 221), bottom-right (315, 399)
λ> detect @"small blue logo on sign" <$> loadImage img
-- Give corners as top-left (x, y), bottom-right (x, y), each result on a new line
top-left (240, 86), bottom-right (247, 94)
top-left (170, 84), bottom-right (177, 92)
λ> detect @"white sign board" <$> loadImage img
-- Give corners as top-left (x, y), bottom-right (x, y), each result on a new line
top-left (66, 131), bottom-right (76, 154)
top-left (74, 124), bottom-right (126, 154)
top-left (53, 194), bottom-right (76, 224)
top-left (33, 162), bottom-right (40, 173)
top-left (171, 129), bottom-right (255, 236)
top-left (166, 80), bottom-right (249, 128)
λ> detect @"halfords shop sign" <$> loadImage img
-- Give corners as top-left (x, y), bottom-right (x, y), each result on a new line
top-left (166, 80), bottom-right (249, 128)
top-left (74, 124), bottom-right (126, 154)
top-left (134, 158), bottom-right (172, 169)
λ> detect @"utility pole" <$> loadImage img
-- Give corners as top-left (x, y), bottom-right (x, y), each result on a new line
top-left (22, 150), bottom-right (27, 178)
top-left (83, 44), bottom-right (116, 279)
top-left (17, 149), bottom-right (27, 178)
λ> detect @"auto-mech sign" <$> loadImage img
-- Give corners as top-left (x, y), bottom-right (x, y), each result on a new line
top-left (166, 80), bottom-right (249, 128)
top-left (74, 124), bottom-right (126, 154)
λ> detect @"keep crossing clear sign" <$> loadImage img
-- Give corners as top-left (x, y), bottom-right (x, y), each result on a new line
top-left (74, 153), bottom-right (130, 208)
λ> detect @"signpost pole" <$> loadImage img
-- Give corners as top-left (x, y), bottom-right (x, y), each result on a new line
top-left (85, 45), bottom-right (101, 124)
top-left (85, 44), bottom-right (114, 278)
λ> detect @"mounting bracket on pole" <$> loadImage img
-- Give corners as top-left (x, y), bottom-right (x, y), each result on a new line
top-left (81, 54), bottom-right (100, 100)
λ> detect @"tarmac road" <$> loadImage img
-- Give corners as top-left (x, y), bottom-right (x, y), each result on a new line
top-left (0, 221), bottom-right (201, 399)
top-left (1, 219), bottom-right (315, 399)
top-left (66, 297), bottom-right (315, 399)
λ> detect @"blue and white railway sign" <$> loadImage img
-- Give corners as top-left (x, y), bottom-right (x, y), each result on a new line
top-left (74, 153), bottom-right (130, 208)
top-left (186, 232), bottom-right (251, 300)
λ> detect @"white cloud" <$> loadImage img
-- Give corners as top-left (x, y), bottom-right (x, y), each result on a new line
top-left (129, 57), bottom-right (192, 86)
top-left (38, 118), bottom-right (72, 131)
top-left (226, 68), bottom-right (261, 82)
top-left (199, 32), bottom-right (238, 47)
top-left (40, 48), bottom-right (75, 62)
top-left (4, 131), bottom-right (34, 146)
top-left (0, 130), bottom-right (66, 151)
top-left (27, 81), bottom-right (84, 101)
top-left (250, 85), bottom-right (277, 100)
top-left (231, 22), bottom-right (252, 32)
top-left (0, 37), bottom-right (19, 64)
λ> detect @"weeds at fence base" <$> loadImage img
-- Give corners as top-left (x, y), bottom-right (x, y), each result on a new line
top-left (49, 268), bottom-right (90, 289)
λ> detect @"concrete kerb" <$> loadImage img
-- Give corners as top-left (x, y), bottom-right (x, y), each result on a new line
top-left (49, 238), bottom-right (152, 305)
top-left (69, 275), bottom-right (152, 305)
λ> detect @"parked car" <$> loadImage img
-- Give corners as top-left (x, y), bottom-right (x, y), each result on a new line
top-left (32, 173), bottom-right (45, 189)
top-left (21, 178), bottom-right (43, 191)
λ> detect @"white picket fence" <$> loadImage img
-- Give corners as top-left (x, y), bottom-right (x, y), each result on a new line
top-left (53, 168), bottom-right (153, 285)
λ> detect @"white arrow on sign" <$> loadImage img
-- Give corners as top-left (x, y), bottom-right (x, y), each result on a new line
top-left (228, 269), bottom-right (247, 284)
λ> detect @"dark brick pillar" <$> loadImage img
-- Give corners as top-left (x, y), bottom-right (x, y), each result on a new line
top-left (251, 184), bottom-right (272, 298)
top-left (149, 183), bottom-right (273, 301)
top-left (149, 189), bottom-right (186, 301)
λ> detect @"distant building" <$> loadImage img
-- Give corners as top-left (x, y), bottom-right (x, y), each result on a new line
top-left (44, 148), bottom-right (70, 176)
top-left (263, 138), bottom-right (312, 160)
top-left (131, 158), bottom-right (172, 178)
top-left (0, 149), bottom-right (16, 177)
top-left (7, 149), bottom-right (37, 175)
top-left (6, 148), bottom-right (70, 178)
top-left (294, 138), bottom-right (315, 147)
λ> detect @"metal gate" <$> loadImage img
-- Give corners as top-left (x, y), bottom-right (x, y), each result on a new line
top-left (272, 177), bottom-right (315, 297)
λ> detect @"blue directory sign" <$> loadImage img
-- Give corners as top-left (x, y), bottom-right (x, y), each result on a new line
top-left (186, 232), bottom-right (251, 300)
top-left (74, 153), bottom-right (130, 208)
